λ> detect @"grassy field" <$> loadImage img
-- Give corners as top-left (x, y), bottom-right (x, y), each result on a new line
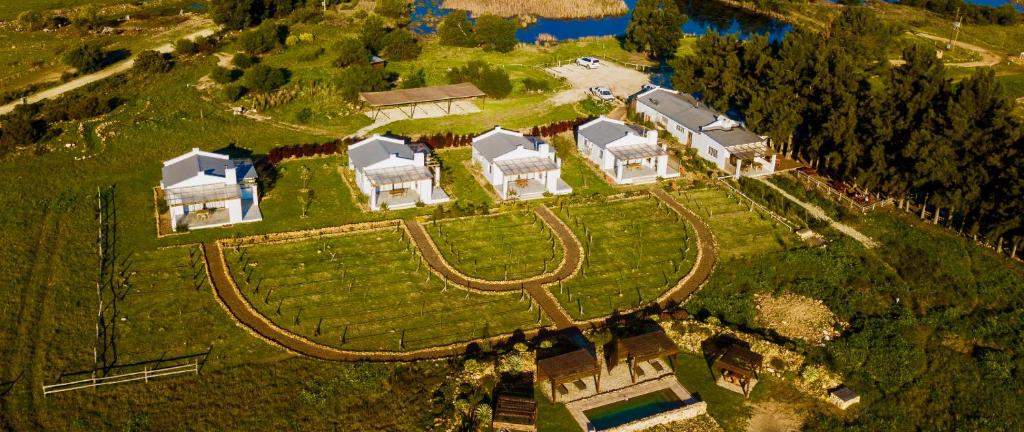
top-left (675, 187), bottom-right (798, 259)
top-left (427, 211), bottom-right (564, 280)
top-left (551, 197), bottom-right (697, 320)
top-left (434, 148), bottom-right (496, 206)
top-left (225, 228), bottom-right (549, 351)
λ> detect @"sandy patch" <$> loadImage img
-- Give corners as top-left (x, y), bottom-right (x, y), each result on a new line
top-left (648, 414), bottom-right (725, 432)
top-left (755, 293), bottom-right (838, 345)
top-left (747, 401), bottom-right (805, 432)
top-left (546, 61), bottom-right (651, 103)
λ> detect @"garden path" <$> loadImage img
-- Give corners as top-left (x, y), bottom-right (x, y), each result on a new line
top-left (650, 189), bottom-right (718, 306)
top-left (753, 178), bottom-right (879, 249)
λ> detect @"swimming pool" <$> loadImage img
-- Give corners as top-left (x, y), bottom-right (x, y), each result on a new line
top-left (583, 388), bottom-right (685, 431)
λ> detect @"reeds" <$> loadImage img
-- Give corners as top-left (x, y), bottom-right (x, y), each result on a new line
top-left (441, 0), bottom-right (628, 19)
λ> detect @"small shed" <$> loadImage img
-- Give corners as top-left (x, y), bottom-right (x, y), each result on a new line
top-left (828, 385), bottom-right (860, 410)
top-left (370, 55), bottom-right (387, 69)
top-left (711, 343), bottom-right (763, 397)
top-left (608, 330), bottom-right (680, 383)
top-left (492, 394), bottom-right (537, 432)
top-left (536, 348), bottom-right (601, 402)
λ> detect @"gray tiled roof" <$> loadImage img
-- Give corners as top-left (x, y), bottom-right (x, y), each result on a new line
top-left (162, 153), bottom-right (229, 188)
top-left (579, 119), bottom-right (648, 149)
top-left (637, 89), bottom-right (716, 130)
top-left (473, 131), bottom-right (544, 161)
top-left (349, 138), bottom-right (415, 170)
top-left (704, 128), bottom-right (764, 148)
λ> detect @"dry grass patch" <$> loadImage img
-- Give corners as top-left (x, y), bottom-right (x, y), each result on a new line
top-left (755, 293), bottom-right (839, 345)
top-left (442, 0), bottom-right (628, 19)
top-left (648, 414), bottom-right (725, 432)
top-left (746, 401), bottom-right (805, 432)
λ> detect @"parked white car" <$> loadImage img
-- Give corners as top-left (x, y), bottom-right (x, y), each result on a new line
top-left (576, 57), bottom-right (601, 69)
top-left (590, 86), bottom-right (615, 101)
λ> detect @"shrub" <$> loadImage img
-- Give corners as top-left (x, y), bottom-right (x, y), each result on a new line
top-left (194, 36), bottom-right (220, 55)
top-left (336, 65), bottom-right (390, 101)
top-left (240, 22), bottom-right (289, 54)
top-left (245, 64), bottom-right (290, 92)
top-left (438, 10), bottom-right (476, 48)
top-left (360, 15), bottom-right (388, 54)
top-left (224, 84), bottom-right (248, 101)
top-left (0, 107), bottom-right (47, 152)
top-left (133, 50), bottom-right (173, 74)
top-left (295, 107), bottom-right (313, 124)
top-left (175, 38), bottom-right (198, 54)
top-left (211, 0), bottom-right (265, 30)
top-left (521, 77), bottom-right (550, 92)
top-left (401, 68), bottom-right (426, 89)
top-left (63, 43), bottom-right (106, 73)
top-left (18, 10), bottom-right (47, 31)
top-left (332, 37), bottom-right (369, 68)
top-left (285, 34), bottom-right (300, 47)
top-left (375, 0), bottom-right (410, 20)
top-left (474, 15), bottom-right (517, 53)
top-left (287, 7), bottom-right (323, 24)
top-left (211, 66), bottom-right (242, 84)
top-left (380, 29), bottom-right (421, 61)
top-left (232, 53), bottom-right (257, 69)
top-left (296, 47), bottom-right (325, 62)
top-left (447, 61), bottom-right (512, 98)
top-left (40, 93), bottom-right (120, 122)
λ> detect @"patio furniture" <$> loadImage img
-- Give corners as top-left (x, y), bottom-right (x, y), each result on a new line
top-left (650, 360), bottom-right (665, 373)
top-left (573, 380), bottom-right (587, 391)
top-left (389, 189), bottom-right (407, 197)
top-left (558, 384), bottom-right (569, 396)
top-left (633, 365), bottom-right (646, 378)
top-left (515, 178), bottom-right (530, 188)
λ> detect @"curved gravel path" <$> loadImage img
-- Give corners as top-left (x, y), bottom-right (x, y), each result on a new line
top-left (650, 189), bottom-right (718, 307)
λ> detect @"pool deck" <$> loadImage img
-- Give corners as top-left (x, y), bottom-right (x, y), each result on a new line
top-left (565, 375), bottom-right (706, 432)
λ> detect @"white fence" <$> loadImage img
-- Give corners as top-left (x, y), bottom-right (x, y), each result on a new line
top-left (715, 177), bottom-right (797, 231)
top-left (42, 362), bottom-right (199, 395)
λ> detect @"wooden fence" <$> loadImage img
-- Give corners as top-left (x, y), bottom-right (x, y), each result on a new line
top-left (714, 177), bottom-right (797, 231)
top-left (792, 170), bottom-right (888, 214)
top-left (42, 362), bottom-right (199, 395)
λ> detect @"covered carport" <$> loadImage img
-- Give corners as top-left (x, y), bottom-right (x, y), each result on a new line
top-left (359, 82), bottom-right (486, 122)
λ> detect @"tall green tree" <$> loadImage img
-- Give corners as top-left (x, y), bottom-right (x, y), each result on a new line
top-left (437, 10), bottom-right (476, 48)
top-left (624, 0), bottom-right (686, 59)
top-left (474, 15), bottom-right (518, 53)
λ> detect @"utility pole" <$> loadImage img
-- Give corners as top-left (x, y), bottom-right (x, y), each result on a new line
top-left (947, 7), bottom-right (962, 51)
top-left (322, 0), bottom-right (327, 12)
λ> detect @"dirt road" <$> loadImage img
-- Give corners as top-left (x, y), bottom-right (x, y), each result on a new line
top-left (755, 178), bottom-right (879, 249)
top-left (0, 26), bottom-right (218, 116)
top-left (908, 32), bottom-right (1002, 68)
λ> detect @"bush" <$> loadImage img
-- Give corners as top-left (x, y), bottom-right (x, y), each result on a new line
top-left (18, 10), bottom-right (47, 31)
top-left (211, 66), bottom-right (242, 84)
top-left (336, 65), bottom-right (390, 101)
top-left (380, 29), bottom-right (421, 61)
top-left (240, 21), bottom-right (289, 54)
top-left (245, 64), bottom-right (290, 92)
top-left (296, 47), bottom-right (325, 62)
top-left (62, 43), bottom-right (106, 73)
top-left (232, 53), bottom-right (257, 69)
top-left (0, 107), bottom-right (47, 153)
top-left (224, 84), bottom-right (248, 102)
top-left (521, 77), bottom-right (551, 92)
top-left (360, 15), bottom-right (388, 54)
top-left (474, 15), bottom-right (517, 53)
top-left (375, 0), bottom-right (410, 20)
top-left (447, 61), bottom-right (512, 98)
top-left (133, 50), bottom-right (173, 74)
top-left (175, 38), bottom-right (198, 55)
top-left (332, 37), bottom-right (369, 68)
top-left (287, 7), bottom-right (323, 24)
top-left (401, 68), bottom-right (426, 89)
top-left (193, 36), bottom-right (220, 55)
top-left (438, 10), bottom-right (476, 48)
top-left (211, 0), bottom-right (265, 30)
top-left (40, 93), bottom-right (120, 122)
top-left (295, 107), bottom-right (313, 124)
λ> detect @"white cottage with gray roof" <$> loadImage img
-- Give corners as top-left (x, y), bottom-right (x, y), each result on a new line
top-left (576, 116), bottom-right (680, 184)
top-left (348, 135), bottom-right (450, 211)
top-left (635, 87), bottom-right (776, 178)
top-left (160, 148), bottom-right (262, 232)
top-left (471, 127), bottom-right (572, 200)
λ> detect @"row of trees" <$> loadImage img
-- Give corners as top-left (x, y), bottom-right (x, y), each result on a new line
top-left (671, 8), bottom-right (1024, 244)
top-left (211, 0), bottom-right (310, 30)
top-left (898, 0), bottom-right (1020, 26)
top-left (438, 11), bottom-right (519, 53)
top-left (624, 0), bottom-right (687, 59)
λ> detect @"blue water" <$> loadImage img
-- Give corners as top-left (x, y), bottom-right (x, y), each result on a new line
top-left (583, 389), bottom-right (685, 430)
top-left (411, 0), bottom-right (792, 43)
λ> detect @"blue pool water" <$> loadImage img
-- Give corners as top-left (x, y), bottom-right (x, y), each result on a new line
top-left (411, 0), bottom-right (793, 43)
top-left (583, 389), bottom-right (685, 431)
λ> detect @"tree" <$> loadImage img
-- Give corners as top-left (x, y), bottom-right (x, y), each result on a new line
top-left (245, 64), bottom-right (290, 92)
top-left (224, 84), bottom-right (248, 101)
top-left (401, 68), bottom-right (426, 89)
top-left (447, 61), bottom-right (511, 98)
top-left (62, 43), bottom-right (106, 73)
top-left (360, 15), bottom-right (389, 54)
top-left (0, 107), bottom-right (47, 154)
top-left (175, 38), bottom-right (198, 55)
top-left (232, 53), bottom-right (257, 69)
top-left (375, 0), bottom-right (411, 20)
top-left (211, 0), bottom-right (265, 30)
top-left (133, 50), bottom-right (173, 74)
top-left (624, 0), bottom-right (686, 59)
top-left (474, 15), bottom-right (517, 53)
top-left (381, 29), bottom-right (421, 60)
top-left (240, 21), bottom-right (288, 54)
top-left (332, 37), bottom-right (370, 67)
top-left (211, 66), bottom-right (242, 84)
top-left (336, 65), bottom-right (390, 101)
top-left (437, 10), bottom-right (476, 48)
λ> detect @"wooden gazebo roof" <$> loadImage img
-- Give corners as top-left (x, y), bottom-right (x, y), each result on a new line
top-left (359, 83), bottom-right (485, 108)
top-left (536, 349), bottom-right (600, 385)
top-left (493, 394), bottom-right (537, 431)
top-left (714, 344), bottom-right (763, 377)
top-left (612, 330), bottom-right (679, 366)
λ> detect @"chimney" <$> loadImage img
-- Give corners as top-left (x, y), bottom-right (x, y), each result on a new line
top-left (414, 152), bottom-right (425, 165)
top-left (646, 130), bottom-right (658, 146)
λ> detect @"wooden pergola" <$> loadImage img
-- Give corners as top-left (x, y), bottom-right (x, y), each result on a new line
top-left (711, 343), bottom-right (763, 397)
top-left (359, 82), bottom-right (486, 121)
top-left (536, 349), bottom-right (600, 402)
top-left (492, 394), bottom-right (537, 432)
top-left (608, 330), bottom-right (680, 383)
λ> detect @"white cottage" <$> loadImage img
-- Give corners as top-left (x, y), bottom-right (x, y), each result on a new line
top-left (348, 135), bottom-right (450, 211)
top-left (576, 116), bottom-right (680, 184)
top-left (471, 127), bottom-right (573, 200)
top-left (160, 148), bottom-right (262, 232)
top-left (635, 87), bottom-right (777, 178)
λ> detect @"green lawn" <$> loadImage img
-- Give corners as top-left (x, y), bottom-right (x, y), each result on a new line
top-left (435, 148), bottom-right (496, 206)
top-left (675, 187), bottom-right (798, 259)
top-left (551, 197), bottom-right (697, 319)
top-left (427, 211), bottom-right (563, 280)
top-left (225, 228), bottom-right (550, 351)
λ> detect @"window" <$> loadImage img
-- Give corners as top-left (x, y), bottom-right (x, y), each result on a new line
top-left (676, 124), bottom-right (684, 132)
top-left (708, 147), bottom-right (719, 158)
